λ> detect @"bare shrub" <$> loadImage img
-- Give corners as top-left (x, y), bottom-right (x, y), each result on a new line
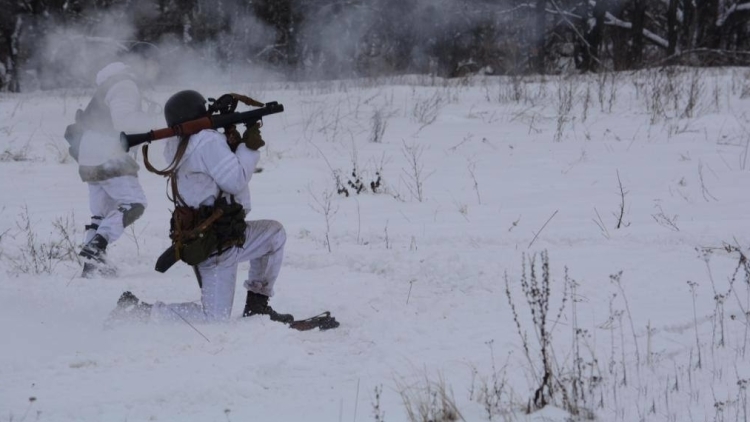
top-left (504, 251), bottom-right (568, 412)
top-left (308, 188), bottom-right (339, 253)
top-left (7, 207), bottom-right (79, 274)
top-left (592, 208), bottom-right (610, 239)
top-left (735, 118), bottom-right (750, 171)
top-left (651, 203), bottom-right (680, 231)
top-left (609, 271), bottom-right (641, 382)
top-left (597, 71), bottom-right (618, 113)
top-left (411, 91), bottom-right (444, 131)
top-left (581, 83), bottom-right (591, 122)
top-left (333, 152), bottom-right (387, 198)
top-left (372, 385), bottom-right (385, 422)
top-left (400, 140), bottom-right (432, 202)
top-left (467, 160), bottom-right (481, 205)
top-left (606, 72), bottom-right (618, 113)
top-left (472, 341), bottom-right (516, 421)
top-left (687, 279), bottom-right (703, 369)
top-left (0, 143), bottom-right (32, 162)
top-left (51, 212), bottom-right (82, 264)
top-left (398, 374), bottom-right (464, 422)
top-left (614, 170), bottom-right (629, 229)
top-left (682, 68), bottom-right (704, 119)
top-left (309, 138), bottom-right (370, 199)
top-left (698, 160), bottom-right (718, 202)
top-left (638, 67), bottom-right (706, 123)
top-left (645, 69), bottom-right (668, 123)
top-left (596, 71), bottom-right (609, 111)
top-left (698, 242), bottom-right (750, 357)
top-left (496, 74), bottom-right (526, 104)
top-left (554, 77), bottom-right (575, 142)
top-left (741, 74), bottom-right (750, 99)
top-left (369, 155), bottom-right (386, 194)
top-left (370, 109), bottom-right (388, 143)
top-left (558, 276), bottom-right (600, 420)
top-left (503, 251), bottom-right (602, 418)
top-left (300, 101), bottom-right (326, 141)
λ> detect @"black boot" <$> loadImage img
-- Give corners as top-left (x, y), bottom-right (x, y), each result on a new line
top-left (118, 291), bottom-right (141, 308)
top-left (111, 291), bottom-right (152, 322)
top-left (242, 291), bottom-right (294, 323)
top-left (80, 234), bottom-right (108, 263)
top-left (80, 234), bottom-right (112, 278)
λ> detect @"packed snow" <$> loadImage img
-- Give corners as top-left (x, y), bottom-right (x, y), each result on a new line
top-left (2, 68), bottom-right (750, 421)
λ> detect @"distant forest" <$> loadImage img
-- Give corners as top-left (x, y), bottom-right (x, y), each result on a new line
top-left (2, 0), bottom-right (750, 91)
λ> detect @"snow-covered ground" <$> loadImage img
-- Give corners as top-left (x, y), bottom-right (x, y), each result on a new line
top-left (2, 68), bottom-right (750, 421)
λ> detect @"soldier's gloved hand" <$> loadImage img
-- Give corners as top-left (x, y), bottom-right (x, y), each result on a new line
top-left (242, 123), bottom-right (265, 151)
top-left (225, 125), bottom-right (242, 152)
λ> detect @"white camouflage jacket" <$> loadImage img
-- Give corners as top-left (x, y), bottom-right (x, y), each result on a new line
top-left (164, 129), bottom-right (259, 212)
top-left (76, 62), bottom-right (160, 182)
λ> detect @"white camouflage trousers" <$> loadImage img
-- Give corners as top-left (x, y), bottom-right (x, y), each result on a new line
top-left (151, 220), bottom-right (286, 323)
top-left (86, 175), bottom-right (147, 243)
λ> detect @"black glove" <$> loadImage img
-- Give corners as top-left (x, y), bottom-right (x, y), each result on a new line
top-left (242, 123), bottom-right (265, 151)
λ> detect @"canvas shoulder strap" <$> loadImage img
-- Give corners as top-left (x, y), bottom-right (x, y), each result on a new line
top-left (142, 136), bottom-right (190, 207)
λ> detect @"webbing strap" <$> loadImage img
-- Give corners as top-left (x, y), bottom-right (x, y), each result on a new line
top-left (142, 136), bottom-right (190, 206)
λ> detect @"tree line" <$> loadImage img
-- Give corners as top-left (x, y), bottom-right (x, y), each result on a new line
top-left (1, 0), bottom-right (750, 92)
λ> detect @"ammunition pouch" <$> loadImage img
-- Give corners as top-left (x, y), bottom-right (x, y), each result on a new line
top-left (178, 228), bottom-right (219, 265)
top-left (170, 197), bottom-right (247, 266)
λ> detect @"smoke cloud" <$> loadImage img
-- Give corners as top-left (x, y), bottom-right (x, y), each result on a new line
top-left (24, 2), bottom-right (279, 91)
top-left (19, 0), bottom-right (531, 91)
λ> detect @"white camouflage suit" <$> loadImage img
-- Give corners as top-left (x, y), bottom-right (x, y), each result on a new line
top-left (75, 62), bottom-right (160, 245)
top-left (150, 130), bottom-right (286, 323)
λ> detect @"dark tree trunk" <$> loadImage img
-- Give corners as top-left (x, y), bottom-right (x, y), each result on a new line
top-left (681, 0), bottom-right (696, 52)
top-left (4, 15), bottom-right (21, 92)
top-left (697, 0), bottom-right (720, 49)
top-left (629, 0), bottom-right (646, 67)
top-left (736, 10), bottom-right (750, 52)
top-left (610, 0), bottom-right (630, 71)
top-left (667, 0), bottom-right (678, 56)
top-left (535, 0), bottom-right (546, 73)
top-left (585, 0), bottom-right (607, 71)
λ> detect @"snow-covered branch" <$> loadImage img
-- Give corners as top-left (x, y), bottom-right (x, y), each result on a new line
top-left (605, 12), bottom-right (669, 49)
top-left (717, 2), bottom-right (750, 26)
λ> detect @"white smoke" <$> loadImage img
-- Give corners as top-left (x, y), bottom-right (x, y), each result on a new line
top-left (25, 2), bottom-right (279, 92)
top-left (21, 0), bottom-right (522, 91)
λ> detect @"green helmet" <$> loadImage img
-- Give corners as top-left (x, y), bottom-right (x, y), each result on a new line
top-left (164, 90), bottom-right (207, 127)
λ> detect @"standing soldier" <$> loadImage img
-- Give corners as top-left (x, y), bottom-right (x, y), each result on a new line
top-left (65, 44), bottom-right (162, 277)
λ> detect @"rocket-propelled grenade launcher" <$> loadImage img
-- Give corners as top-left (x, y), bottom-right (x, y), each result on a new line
top-left (120, 100), bottom-right (284, 150)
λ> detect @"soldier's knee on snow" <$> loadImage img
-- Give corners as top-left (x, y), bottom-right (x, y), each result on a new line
top-left (119, 203), bottom-right (145, 227)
